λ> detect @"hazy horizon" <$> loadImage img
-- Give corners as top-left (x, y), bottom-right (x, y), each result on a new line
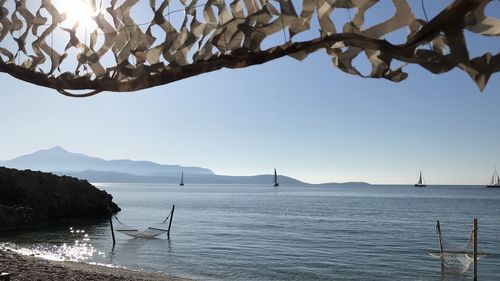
top-left (0, 145), bottom-right (498, 186)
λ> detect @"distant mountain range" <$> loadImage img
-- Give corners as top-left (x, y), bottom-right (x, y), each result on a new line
top-left (0, 146), bottom-right (212, 176)
top-left (53, 170), bottom-right (307, 185)
top-left (0, 147), bottom-right (369, 186)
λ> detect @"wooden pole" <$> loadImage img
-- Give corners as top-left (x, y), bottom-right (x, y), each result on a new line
top-left (473, 218), bottom-right (478, 281)
top-left (436, 220), bottom-right (445, 270)
top-left (107, 207), bottom-right (116, 247)
top-left (167, 205), bottom-right (175, 239)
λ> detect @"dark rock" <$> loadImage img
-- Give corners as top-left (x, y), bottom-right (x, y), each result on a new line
top-left (0, 167), bottom-right (120, 230)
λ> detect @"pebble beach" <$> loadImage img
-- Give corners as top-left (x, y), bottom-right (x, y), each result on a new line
top-left (0, 249), bottom-right (188, 281)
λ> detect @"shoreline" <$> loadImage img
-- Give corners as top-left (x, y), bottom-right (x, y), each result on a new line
top-left (0, 249), bottom-right (189, 281)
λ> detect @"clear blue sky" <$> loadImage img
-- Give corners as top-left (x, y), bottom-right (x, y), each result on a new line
top-left (0, 1), bottom-right (499, 184)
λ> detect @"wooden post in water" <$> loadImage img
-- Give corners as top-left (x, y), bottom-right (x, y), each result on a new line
top-left (107, 207), bottom-right (116, 247)
top-left (436, 220), bottom-right (445, 270)
top-left (167, 205), bottom-right (175, 239)
top-left (473, 218), bottom-right (478, 281)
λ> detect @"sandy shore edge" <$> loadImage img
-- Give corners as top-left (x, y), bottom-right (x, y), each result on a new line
top-left (0, 249), bottom-right (190, 281)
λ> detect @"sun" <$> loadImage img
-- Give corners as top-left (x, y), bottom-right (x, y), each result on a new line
top-left (54, 0), bottom-right (99, 30)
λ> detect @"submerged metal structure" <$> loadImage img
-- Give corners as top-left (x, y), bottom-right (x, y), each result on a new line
top-left (0, 0), bottom-right (498, 96)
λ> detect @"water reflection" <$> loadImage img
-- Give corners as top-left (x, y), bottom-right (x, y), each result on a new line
top-left (2, 184), bottom-right (500, 280)
top-left (1, 227), bottom-right (104, 262)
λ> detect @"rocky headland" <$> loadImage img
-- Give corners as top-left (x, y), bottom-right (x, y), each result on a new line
top-left (0, 166), bottom-right (120, 230)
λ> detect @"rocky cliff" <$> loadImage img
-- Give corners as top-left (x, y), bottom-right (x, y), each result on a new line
top-left (0, 167), bottom-right (120, 230)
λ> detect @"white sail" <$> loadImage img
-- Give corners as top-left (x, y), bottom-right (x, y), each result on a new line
top-left (273, 168), bottom-right (279, 186)
top-left (487, 166), bottom-right (500, 187)
top-left (495, 166), bottom-right (500, 185)
top-left (415, 171), bottom-right (425, 187)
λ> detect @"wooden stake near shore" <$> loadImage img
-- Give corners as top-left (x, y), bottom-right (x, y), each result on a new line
top-left (107, 207), bottom-right (116, 247)
top-left (167, 205), bottom-right (175, 239)
top-left (435, 221), bottom-right (445, 269)
top-left (473, 218), bottom-right (478, 281)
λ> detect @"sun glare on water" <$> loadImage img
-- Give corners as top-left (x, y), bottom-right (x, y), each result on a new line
top-left (53, 0), bottom-right (98, 30)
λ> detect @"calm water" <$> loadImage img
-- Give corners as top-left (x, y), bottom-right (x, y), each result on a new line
top-left (2, 184), bottom-right (500, 280)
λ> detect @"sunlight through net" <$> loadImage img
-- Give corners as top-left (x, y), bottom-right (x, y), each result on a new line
top-left (0, 0), bottom-right (498, 96)
top-left (113, 214), bottom-right (170, 239)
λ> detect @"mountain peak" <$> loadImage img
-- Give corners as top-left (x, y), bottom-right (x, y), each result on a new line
top-left (46, 146), bottom-right (68, 152)
top-left (37, 146), bottom-right (72, 156)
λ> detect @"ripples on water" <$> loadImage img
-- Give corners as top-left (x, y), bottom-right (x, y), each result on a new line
top-left (1, 184), bottom-right (500, 280)
top-left (2, 227), bottom-right (100, 262)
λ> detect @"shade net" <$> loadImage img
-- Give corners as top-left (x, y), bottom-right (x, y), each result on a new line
top-left (0, 0), bottom-right (498, 96)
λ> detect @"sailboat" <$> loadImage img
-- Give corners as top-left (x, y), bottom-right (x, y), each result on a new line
top-left (415, 171), bottom-right (426, 187)
top-left (272, 168), bottom-right (279, 187)
top-left (179, 171), bottom-right (184, 186)
top-left (486, 166), bottom-right (500, 188)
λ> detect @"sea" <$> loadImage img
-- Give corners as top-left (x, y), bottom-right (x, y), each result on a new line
top-left (1, 184), bottom-right (500, 280)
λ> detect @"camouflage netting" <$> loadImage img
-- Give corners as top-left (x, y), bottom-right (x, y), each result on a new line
top-left (0, 0), bottom-right (498, 97)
